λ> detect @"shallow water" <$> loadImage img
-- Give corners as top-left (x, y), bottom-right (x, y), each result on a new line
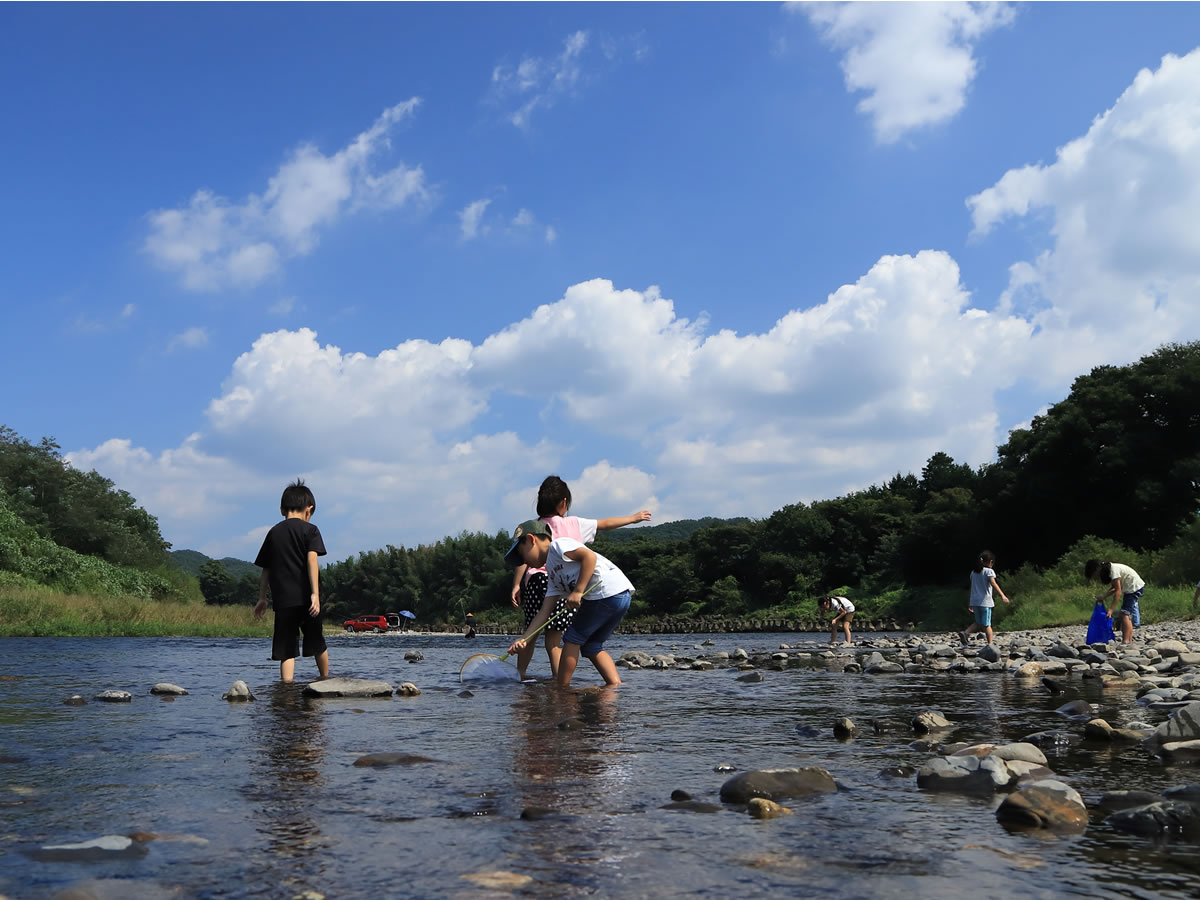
top-left (1, 634), bottom-right (1198, 899)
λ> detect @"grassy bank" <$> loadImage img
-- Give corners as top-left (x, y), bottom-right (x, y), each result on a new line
top-left (0, 585), bottom-right (269, 637)
top-left (2, 583), bottom-right (1195, 638)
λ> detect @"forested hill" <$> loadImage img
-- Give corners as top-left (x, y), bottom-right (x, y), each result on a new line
top-left (169, 549), bottom-right (258, 580)
top-left (597, 516), bottom-right (750, 544)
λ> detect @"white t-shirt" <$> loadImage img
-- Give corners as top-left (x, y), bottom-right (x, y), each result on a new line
top-left (1108, 562), bottom-right (1145, 594)
top-left (829, 596), bottom-right (854, 614)
top-left (544, 537), bottom-right (633, 601)
top-left (525, 516), bottom-right (598, 579)
top-left (970, 568), bottom-right (997, 607)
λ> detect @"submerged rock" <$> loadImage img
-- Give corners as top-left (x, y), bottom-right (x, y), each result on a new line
top-left (149, 683), bottom-right (187, 695)
top-left (833, 718), bottom-right (856, 739)
top-left (1160, 740), bottom-right (1200, 764)
top-left (62, 695), bottom-right (87, 706)
top-left (736, 671), bottom-right (765, 683)
top-left (996, 779), bottom-right (1087, 832)
top-left (719, 767), bottom-right (837, 803)
top-left (1153, 701), bottom-right (1200, 746)
top-left (1055, 699), bottom-right (1093, 719)
top-left (1096, 790), bottom-right (1160, 811)
top-left (352, 752), bottom-right (435, 767)
top-left (396, 682), bottom-right (421, 696)
top-left (28, 835), bottom-right (148, 862)
top-left (747, 798), bottom-right (793, 819)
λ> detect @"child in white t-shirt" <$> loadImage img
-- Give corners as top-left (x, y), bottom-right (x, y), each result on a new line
top-left (508, 475), bottom-right (649, 679)
top-left (505, 519), bottom-right (635, 687)
top-left (819, 596), bottom-right (855, 644)
top-left (960, 550), bottom-right (1011, 645)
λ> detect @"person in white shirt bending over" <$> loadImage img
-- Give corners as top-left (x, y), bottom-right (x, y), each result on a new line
top-left (1085, 558), bottom-right (1145, 646)
top-left (819, 595), bottom-right (855, 645)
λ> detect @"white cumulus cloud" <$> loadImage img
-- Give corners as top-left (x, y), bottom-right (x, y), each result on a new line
top-left (167, 326), bottom-right (210, 352)
top-left (967, 47), bottom-right (1200, 381)
top-left (797, 1), bottom-right (1016, 143)
top-left (458, 199), bottom-right (492, 241)
top-left (144, 100), bottom-right (428, 291)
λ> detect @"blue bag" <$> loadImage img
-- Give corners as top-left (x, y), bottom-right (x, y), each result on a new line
top-left (1086, 602), bottom-right (1115, 644)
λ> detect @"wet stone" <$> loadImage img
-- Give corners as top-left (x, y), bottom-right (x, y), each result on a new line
top-left (222, 681), bottom-right (254, 702)
top-left (149, 683), bottom-right (187, 695)
top-left (911, 711), bottom-right (953, 734)
top-left (353, 753), bottom-right (435, 767)
top-left (1097, 790), bottom-right (1161, 812)
top-left (747, 798), bottom-right (793, 819)
top-left (397, 682), bottom-right (421, 696)
top-left (1105, 801), bottom-right (1200, 837)
top-left (670, 789), bottom-right (692, 801)
top-left (996, 779), bottom-right (1087, 833)
top-left (737, 671), bottom-right (765, 683)
top-left (303, 677), bottom-right (393, 698)
top-left (719, 767), bottom-right (837, 803)
top-left (28, 835), bottom-right (148, 862)
top-left (63, 695), bottom-right (87, 706)
top-left (93, 690), bottom-right (132, 703)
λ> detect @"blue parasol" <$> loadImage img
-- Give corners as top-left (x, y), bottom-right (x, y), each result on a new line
top-left (398, 610), bottom-right (416, 619)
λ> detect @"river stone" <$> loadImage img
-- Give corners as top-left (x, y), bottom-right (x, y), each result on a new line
top-left (719, 767), bottom-right (837, 803)
top-left (747, 798), bottom-right (793, 819)
top-left (93, 690), bottom-right (132, 703)
top-left (461, 872), bottom-right (534, 890)
top-left (833, 718), bottom-right (856, 739)
top-left (1046, 643), bottom-right (1078, 659)
top-left (996, 779), bottom-right (1087, 832)
top-left (1155, 640), bottom-right (1190, 657)
top-left (1004, 760), bottom-right (1055, 783)
top-left (63, 695), bottom-right (87, 706)
top-left (670, 789), bottom-right (692, 801)
top-left (621, 650), bottom-right (654, 667)
top-left (28, 835), bottom-right (148, 862)
top-left (911, 711), bottom-right (953, 734)
top-left (1055, 699), bottom-right (1093, 719)
top-left (865, 660), bottom-right (904, 674)
top-left (662, 800), bottom-right (722, 813)
top-left (353, 752), bottom-right (435, 767)
top-left (976, 645), bottom-right (1001, 663)
top-left (917, 755), bottom-right (1011, 794)
top-left (1177, 653), bottom-right (1200, 667)
top-left (691, 660), bottom-right (714, 670)
top-left (1162, 784), bottom-right (1200, 804)
top-left (1084, 718), bottom-right (1114, 740)
top-left (1152, 701), bottom-right (1200, 745)
top-left (1097, 790), bottom-right (1160, 811)
top-left (303, 677), bottom-right (393, 698)
top-left (396, 682), bottom-right (421, 696)
top-left (1160, 740), bottom-right (1200, 764)
top-left (732, 648), bottom-right (748, 660)
top-left (950, 743), bottom-right (996, 758)
top-left (1014, 661), bottom-right (1044, 678)
top-left (991, 743), bottom-right (1048, 765)
top-left (1106, 801), bottom-right (1200, 837)
top-left (149, 683), bottom-right (187, 695)
top-left (222, 681), bottom-right (254, 701)
top-left (880, 765), bottom-right (917, 778)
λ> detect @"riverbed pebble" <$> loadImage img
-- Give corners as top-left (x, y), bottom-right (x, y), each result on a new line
top-left (150, 683), bottom-right (187, 695)
top-left (221, 681), bottom-right (254, 701)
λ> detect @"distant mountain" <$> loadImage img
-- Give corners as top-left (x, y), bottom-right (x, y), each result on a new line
top-left (170, 549), bottom-right (258, 579)
top-left (594, 516), bottom-right (752, 544)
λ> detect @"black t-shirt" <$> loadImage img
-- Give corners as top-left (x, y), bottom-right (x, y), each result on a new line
top-left (254, 518), bottom-right (327, 609)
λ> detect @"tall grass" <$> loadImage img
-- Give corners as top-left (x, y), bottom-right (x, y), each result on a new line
top-left (0, 585), bottom-right (270, 637)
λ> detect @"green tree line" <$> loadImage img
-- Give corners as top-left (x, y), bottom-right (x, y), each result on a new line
top-left (322, 341), bottom-right (1200, 624)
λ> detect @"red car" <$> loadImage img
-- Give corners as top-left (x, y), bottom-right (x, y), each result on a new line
top-left (343, 615), bottom-right (389, 633)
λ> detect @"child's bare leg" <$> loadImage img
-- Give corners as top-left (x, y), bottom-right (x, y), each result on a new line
top-left (314, 650), bottom-right (329, 679)
top-left (555, 643), bottom-right (582, 687)
top-left (983, 625), bottom-right (994, 645)
top-left (545, 630), bottom-right (563, 675)
top-left (280, 658), bottom-right (296, 683)
top-left (516, 642), bottom-right (536, 679)
top-left (841, 621), bottom-right (852, 643)
top-left (1119, 615), bottom-right (1133, 644)
top-left (587, 650), bottom-right (621, 686)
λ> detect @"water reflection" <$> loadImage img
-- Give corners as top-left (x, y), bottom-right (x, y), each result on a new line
top-left (244, 683), bottom-right (329, 892)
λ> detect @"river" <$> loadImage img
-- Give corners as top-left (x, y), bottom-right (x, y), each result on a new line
top-left (1, 633), bottom-right (1197, 898)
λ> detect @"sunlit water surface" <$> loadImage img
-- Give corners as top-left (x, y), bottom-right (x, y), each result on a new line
top-left (1, 634), bottom-right (1198, 899)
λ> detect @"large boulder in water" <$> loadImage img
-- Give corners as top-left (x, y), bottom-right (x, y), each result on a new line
top-left (911, 711), bottom-right (953, 734)
top-left (1106, 801), bottom-right (1200, 837)
top-left (719, 767), bottom-right (837, 803)
top-left (1152, 701), bottom-right (1200, 746)
top-left (302, 677), bottom-right (393, 698)
top-left (916, 755), bottom-right (1011, 794)
top-left (996, 779), bottom-right (1087, 832)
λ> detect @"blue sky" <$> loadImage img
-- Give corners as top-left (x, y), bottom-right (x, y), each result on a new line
top-left (3, 3), bottom-right (1200, 562)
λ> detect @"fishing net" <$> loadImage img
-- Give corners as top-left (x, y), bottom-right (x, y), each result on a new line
top-left (460, 653), bottom-right (522, 683)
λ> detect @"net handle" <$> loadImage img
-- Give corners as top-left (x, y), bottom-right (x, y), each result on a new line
top-left (499, 579), bottom-right (600, 662)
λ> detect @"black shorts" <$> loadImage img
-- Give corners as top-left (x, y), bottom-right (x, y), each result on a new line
top-left (272, 605), bottom-right (327, 661)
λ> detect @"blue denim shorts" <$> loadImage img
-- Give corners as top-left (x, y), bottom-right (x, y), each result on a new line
top-left (972, 606), bottom-right (992, 627)
top-left (562, 590), bottom-right (631, 657)
top-left (1114, 588), bottom-right (1143, 627)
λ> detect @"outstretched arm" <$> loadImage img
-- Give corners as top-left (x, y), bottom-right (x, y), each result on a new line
top-left (597, 510), bottom-right (651, 531)
top-left (509, 594), bottom-right (557, 653)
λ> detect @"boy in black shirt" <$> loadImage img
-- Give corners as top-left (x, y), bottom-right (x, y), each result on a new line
top-left (254, 480), bottom-right (329, 682)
